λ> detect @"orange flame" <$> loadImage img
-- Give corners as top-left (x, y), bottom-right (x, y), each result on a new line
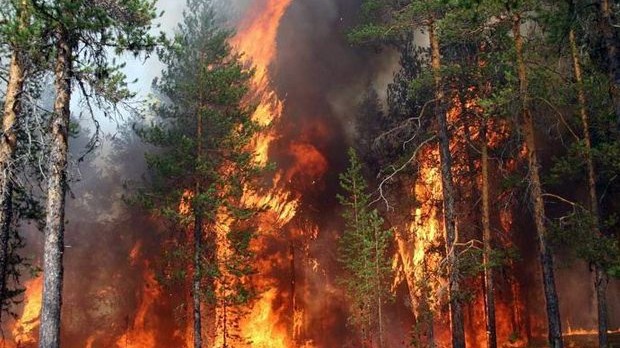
top-left (11, 277), bottom-right (43, 345)
top-left (114, 265), bottom-right (161, 348)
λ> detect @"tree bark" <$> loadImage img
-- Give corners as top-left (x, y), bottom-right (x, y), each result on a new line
top-left (598, 0), bottom-right (620, 126)
top-left (39, 27), bottom-right (72, 348)
top-left (374, 226), bottom-right (384, 348)
top-left (193, 213), bottom-right (203, 348)
top-left (569, 28), bottom-right (608, 348)
top-left (595, 268), bottom-right (609, 348)
top-left (193, 89), bottom-right (205, 348)
top-left (0, 48), bottom-right (25, 313)
top-left (512, 15), bottom-right (563, 348)
top-left (481, 125), bottom-right (497, 348)
top-left (428, 19), bottom-right (465, 348)
top-left (0, 0), bottom-right (28, 313)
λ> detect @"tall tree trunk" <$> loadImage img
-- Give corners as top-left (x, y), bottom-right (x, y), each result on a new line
top-left (39, 28), bottom-right (72, 348)
top-left (193, 213), bottom-right (203, 348)
top-left (193, 93), bottom-right (204, 348)
top-left (374, 227), bottom-right (384, 348)
top-left (428, 19), bottom-right (465, 348)
top-left (598, 0), bottom-right (620, 125)
top-left (569, 28), bottom-right (609, 348)
top-left (481, 125), bottom-right (497, 348)
top-left (512, 15), bottom-right (563, 348)
top-left (0, 48), bottom-right (25, 313)
top-left (0, 0), bottom-right (28, 314)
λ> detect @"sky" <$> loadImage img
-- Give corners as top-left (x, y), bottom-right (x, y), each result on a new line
top-left (93, 1), bottom-right (186, 134)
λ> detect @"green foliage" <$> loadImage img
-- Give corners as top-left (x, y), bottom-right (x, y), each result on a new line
top-left (22, 0), bottom-right (164, 122)
top-left (550, 209), bottom-right (620, 277)
top-left (134, 0), bottom-right (264, 339)
top-left (337, 148), bottom-right (393, 340)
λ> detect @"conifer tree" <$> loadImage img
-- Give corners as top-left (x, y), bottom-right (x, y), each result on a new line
top-left (337, 148), bottom-right (392, 348)
top-left (24, 1), bottom-right (159, 346)
top-left (0, 0), bottom-right (40, 312)
top-left (350, 1), bottom-right (467, 345)
top-left (545, 1), bottom-right (620, 346)
top-left (136, 1), bottom-right (263, 346)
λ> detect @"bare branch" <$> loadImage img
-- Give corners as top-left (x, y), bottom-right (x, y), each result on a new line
top-left (371, 135), bottom-right (437, 211)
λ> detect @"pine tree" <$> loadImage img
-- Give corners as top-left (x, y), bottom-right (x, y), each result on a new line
top-left (350, 1), bottom-right (467, 345)
top-left (509, 5), bottom-right (564, 346)
top-left (24, 1), bottom-right (159, 346)
top-left (544, 1), bottom-right (620, 346)
top-left (0, 0), bottom-right (40, 314)
top-left (135, 1), bottom-right (263, 346)
top-left (337, 148), bottom-right (392, 348)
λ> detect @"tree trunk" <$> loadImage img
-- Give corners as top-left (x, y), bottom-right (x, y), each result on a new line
top-left (193, 213), bottom-right (203, 348)
top-left (512, 15), bottom-right (563, 348)
top-left (193, 88), bottom-right (205, 348)
top-left (598, 0), bottom-right (620, 126)
top-left (428, 19), bottom-right (465, 348)
top-left (595, 268), bottom-right (609, 348)
top-left (39, 28), bottom-right (72, 348)
top-left (0, 48), bottom-right (25, 312)
top-left (569, 28), bottom-right (608, 348)
top-left (481, 125), bottom-right (497, 348)
top-left (0, 0), bottom-right (28, 313)
top-left (374, 227), bottom-right (384, 348)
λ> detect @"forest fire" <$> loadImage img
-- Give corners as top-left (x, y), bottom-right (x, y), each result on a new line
top-left (0, 0), bottom-right (619, 347)
top-left (113, 265), bottom-right (160, 348)
top-left (11, 277), bottom-right (43, 346)
top-left (230, 0), bottom-right (300, 345)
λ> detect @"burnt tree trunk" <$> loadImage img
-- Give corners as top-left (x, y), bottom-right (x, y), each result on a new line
top-left (569, 28), bottom-right (609, 348)
top-left (0, 1), bottom-right (27, 312)
top-left (481, 125), bottom-right (497, 348)
top-left (39, 27), bottom-right (72, 348)
top-left (598, 0), bottom-right (620, 126)
top-left (512, 15), bottom-right (563, 348)
top-left (428, 19), bottom-right (465, 348)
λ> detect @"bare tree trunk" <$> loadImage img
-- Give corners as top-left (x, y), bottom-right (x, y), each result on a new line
top-left (193, 92), bottom-right (204, 348)
top-left (0, 48), bottom-right (25, 313)
top-left (595, 268), bottom-right (609, 347)
top-left (598, 0), bottom-right (620, 125)
top-left (374, 227), bottom-right (384, 348)
top-left (512, 15), bottom-right (563, 348)
top-left (481, 125), bottom-right (497, 348)
top-left (428, 19), bottom-right (465, 348)
top-left (193, 213), bottom-right (203, 348)
top-left (0, 0), bottom-right (27, 313)
top-left (569, 28), bottom-right (609, 348)
top-left (39, 28), bottom-right (72, 348)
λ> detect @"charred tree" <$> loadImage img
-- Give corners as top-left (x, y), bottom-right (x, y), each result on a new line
top-left (428, 19), bottom-right (465, 348)
top-left (512, 14), bottom-right (563, 348)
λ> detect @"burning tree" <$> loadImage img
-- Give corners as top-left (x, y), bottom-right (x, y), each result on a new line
top-left (135, 1), bottom-right (265, 346)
